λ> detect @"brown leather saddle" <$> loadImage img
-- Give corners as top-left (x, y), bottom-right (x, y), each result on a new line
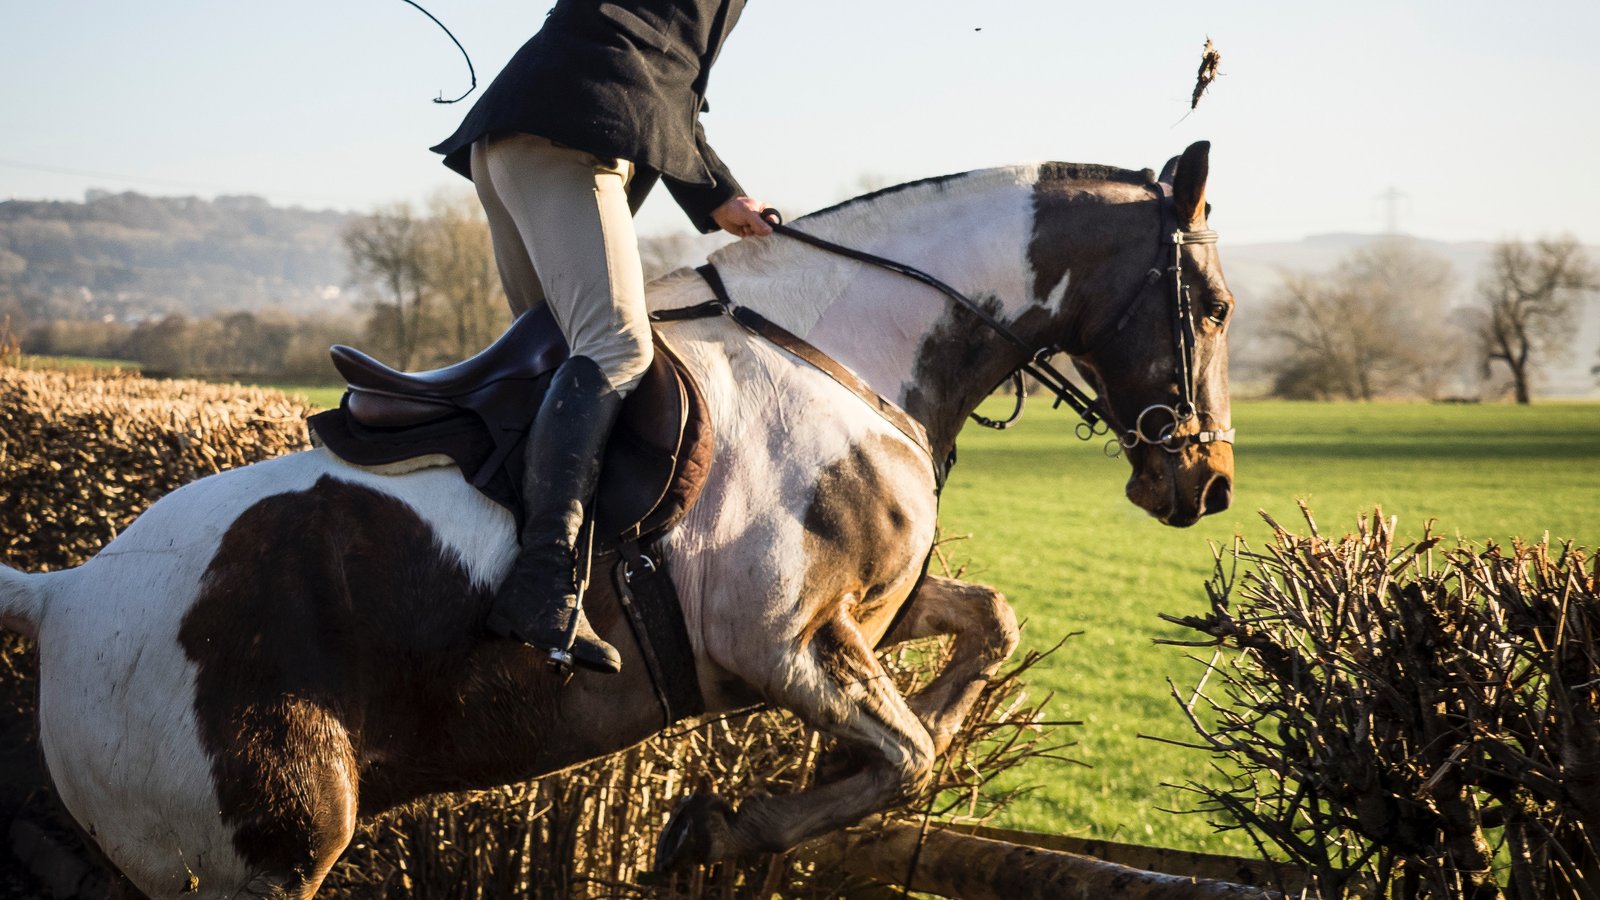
top-left (307, 305), bottom-right (713, 542)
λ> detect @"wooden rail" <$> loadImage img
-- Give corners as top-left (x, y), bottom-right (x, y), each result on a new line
top-left (802, 817), bottom-right (1305, 899)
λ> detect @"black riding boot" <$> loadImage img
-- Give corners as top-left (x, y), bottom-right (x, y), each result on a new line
top-left (487, 355), bottom-right (624, 675)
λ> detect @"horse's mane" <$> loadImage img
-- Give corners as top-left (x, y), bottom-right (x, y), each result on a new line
top-left (1035, 161), bottom-right (1159, 189)
top-left (795, 170), bottom-right (982, 224)
top-left (790, 162), bottom-right (1157, 228)
top-left (694, 161), bottom-right (1156, 283)
top-left (648, 160), bottom-right (1160, 341)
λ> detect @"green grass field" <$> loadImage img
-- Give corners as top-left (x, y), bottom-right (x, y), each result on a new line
top-left (938, 399), bottom-right (1600, 853)
top-left (16, 354), bottom-right (141, 372)
top-left (13, 355), bottom-right (1598, 856)
top-left (13, 356), bottom-right (345, 411)
top-left (273, 385), bottom-right (345, 410)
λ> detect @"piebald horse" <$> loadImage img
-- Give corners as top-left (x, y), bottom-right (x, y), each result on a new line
top-left (0, 142), bottom-right (1234, 897)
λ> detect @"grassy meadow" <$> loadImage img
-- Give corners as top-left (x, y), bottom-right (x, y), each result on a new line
top-left (12, 354), bottom-right (1598, 859)
top-left (259, 383), bottom-right (1600, 855)
top-left (16, 354), bottom-right (141, 372)
top-left (275, 384), bottom-right (345, 410)
top-left (937, 399), bottom-right (1600, 854)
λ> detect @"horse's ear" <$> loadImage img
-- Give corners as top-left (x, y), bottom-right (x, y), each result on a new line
top-left (1158, 155), bottom-right (1182, 186)
top-left (1171, 140), bottom-right (1211, 229)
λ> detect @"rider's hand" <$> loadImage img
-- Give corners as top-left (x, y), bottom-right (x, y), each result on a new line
top-left (711, 196), bottom-right (774, 238)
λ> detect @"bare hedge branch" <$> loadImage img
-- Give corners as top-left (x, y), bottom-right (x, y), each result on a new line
top-left (1163, 505), bottom-right (1599, 899)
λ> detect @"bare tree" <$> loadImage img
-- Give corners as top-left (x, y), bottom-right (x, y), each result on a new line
top-left (346, 199), bottom-right (715, 371)
top-left (210, 311), bottom-right (292, 378)
top-left (1474, 236), bottom-right (1598, 404)
top-left (344, 203), bottom-right (433, 370)
top-left (1262, 238), bottom-right (1459, 400)
top-left (422, 193), bottom-right (509, 361)
top-left (122, 313), bottom-right (197, 376)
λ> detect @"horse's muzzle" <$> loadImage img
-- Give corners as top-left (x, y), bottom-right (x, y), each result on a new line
top-left (1125, 442), bottom-right (1234, 528)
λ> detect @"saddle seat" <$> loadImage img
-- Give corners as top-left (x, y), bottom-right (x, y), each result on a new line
top-left (330, 304), bottom-right (567, 425)
top-left (310, 306), bottom-right (713, 544)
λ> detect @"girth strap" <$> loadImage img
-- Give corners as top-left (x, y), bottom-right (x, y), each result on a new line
top-left (678, 264), bottom-right (935, 462)
top-left (613, 540), bottom-right (704, 727)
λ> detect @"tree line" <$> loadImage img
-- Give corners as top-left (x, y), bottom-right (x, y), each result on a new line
top-left (342, 194), bottom-right (510, 373)
top-left (4, 190), bottom-right (710, 385)
top-left (341, 194), bottom-right (708, 372)
top-left (20, 309), bottom-right (359, 383)
top-left (14, 194), bottom-right (522, 381)
top-left (5, 186), bottom-right (1596, 401)
top-left (1255, 236), bottom-right (1597, 403)
top-left (0, 191), bottom-right (348, 320)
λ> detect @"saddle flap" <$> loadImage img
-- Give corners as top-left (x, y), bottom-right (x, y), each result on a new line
top-left (597, 337), bottom-right (714, 542)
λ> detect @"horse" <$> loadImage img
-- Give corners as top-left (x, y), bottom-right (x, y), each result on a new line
top-left (0, 141), bottom-right (1234, 898)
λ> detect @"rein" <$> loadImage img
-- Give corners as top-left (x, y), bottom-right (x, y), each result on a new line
top-left (666, 191), bottom-right (1234, 471)
top-left (757, 200), bottom-right (1233, 456)
top-left (759, 215), bottom-right (1106, 437)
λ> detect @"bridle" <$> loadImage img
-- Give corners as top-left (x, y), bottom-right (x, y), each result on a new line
top-left (758, 179), bottom-right (1234, 459)
top-left (1065, 181), bottom-right (1235, 457)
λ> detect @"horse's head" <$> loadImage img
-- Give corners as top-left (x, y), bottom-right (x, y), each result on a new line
top-left (1038, 141), bottom-right (1234, 527)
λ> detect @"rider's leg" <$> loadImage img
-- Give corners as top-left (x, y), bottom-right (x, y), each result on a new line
top-left (471, 134), bottom-right (653, 674)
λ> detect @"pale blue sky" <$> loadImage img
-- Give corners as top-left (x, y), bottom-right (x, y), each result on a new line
top-left (3, 1), bottom-right (1596, 244)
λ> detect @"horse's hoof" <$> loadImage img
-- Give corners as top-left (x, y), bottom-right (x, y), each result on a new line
top-left (654, 794), bottom-right (734, 872)
top-left (813, 743), bottom-right (871, 785)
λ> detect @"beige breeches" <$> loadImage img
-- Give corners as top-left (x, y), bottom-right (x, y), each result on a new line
top-left (472, 134), bottom-right (652, 395)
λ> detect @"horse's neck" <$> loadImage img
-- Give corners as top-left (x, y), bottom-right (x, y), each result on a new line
top-left (706, 167), bottom-right (1054, 452)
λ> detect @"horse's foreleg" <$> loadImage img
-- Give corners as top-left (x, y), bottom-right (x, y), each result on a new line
top-left (657, 608), bottom-right (936, 870)
top-left (879, 575), bottom-right (1019, 755)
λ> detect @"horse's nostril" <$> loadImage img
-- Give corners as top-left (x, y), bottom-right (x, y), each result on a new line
top-left (1202, 474), bottom-right (1233, 515)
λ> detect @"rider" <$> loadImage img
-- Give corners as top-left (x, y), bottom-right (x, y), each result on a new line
top-left (431, 0), bottom-right (771, 675)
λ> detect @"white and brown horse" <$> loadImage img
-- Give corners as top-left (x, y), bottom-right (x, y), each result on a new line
top-left (0, 142), bottom-right (1234, 897)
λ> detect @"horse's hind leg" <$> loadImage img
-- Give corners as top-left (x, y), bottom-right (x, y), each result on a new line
top-left (879, 575), bottom-right (1019, 755)
top-left (657, 608), bottom-right (937, 870)
top-left (210, 702), bottom-right (359, 899)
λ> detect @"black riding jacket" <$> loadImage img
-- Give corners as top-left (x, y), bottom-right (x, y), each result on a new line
top-left (431, 0), bottom-right (747, 233)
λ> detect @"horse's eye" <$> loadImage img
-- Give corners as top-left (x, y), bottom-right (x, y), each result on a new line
top-left (1206, 302), bottom-right (1231, 324)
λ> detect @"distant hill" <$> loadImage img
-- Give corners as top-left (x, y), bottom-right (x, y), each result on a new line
top-left (0, 190), bottom-right (354, 322)
top-left (2, 192), bottom-right (1595, 396)
top-left (0, 190), bottom-right (706, 325)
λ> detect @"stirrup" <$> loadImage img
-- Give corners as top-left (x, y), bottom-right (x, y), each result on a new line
top-left (543, 625), bottom-right (622, 676)
top-left (546, 647), bottom-right (576, 676)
